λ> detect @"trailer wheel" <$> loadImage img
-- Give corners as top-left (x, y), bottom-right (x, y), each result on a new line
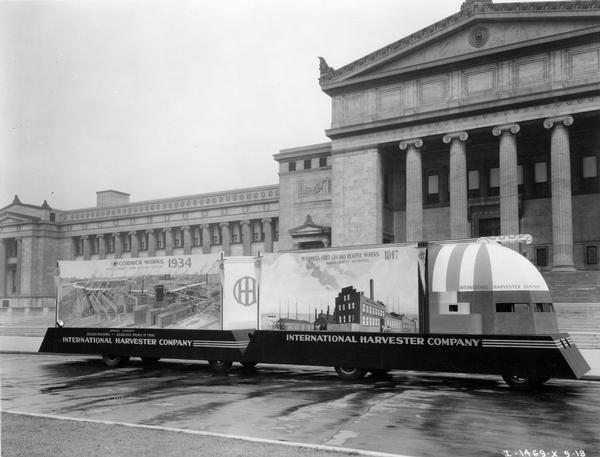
top-left (208, 360), bottom-right (233, 373)
top-left (334, 366), bottom-right (368, 381)
top-left (141, 357), bottom-right (160, 364)
top-left (241, 361), bottom-right (258, 369)
top-left (102, 355), bottom-right (130, 368)
top-left (502, 373), bottom-right (539, 391)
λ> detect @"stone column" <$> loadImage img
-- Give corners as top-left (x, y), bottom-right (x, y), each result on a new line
top-left (15, 239), bottom-right (22, 293)
top-left (544, 115), bottom-right (575, 271)
top-left (130, 231), bottom-right (139, 257)
top-left (181, 226), bottom-right (192, 255)
top-left (493, 123), bottom-right (520, 248)
top-left (147, 230), bottom-right (156, 256)
top-left (219, 223), bottom-right (231, 256)
top-left (241, 220), bottom-right (252, 255)
top-left (97, 234), bottom-right (106, 259)
top-left (0, 240), bottom-right (6, 296)
top-left (201, 224), bottom-right (211, 254)
top-left (113, 233), bottom-right (122, 259)
top-left (443, 131), bottom-right (469, 239)
top-left (82, 235), bottom-right (91, 260)
top-left (164, 228), bottom-right (173, 255)
top-left (262, 218), bottom-right (273, 253)
top-left (400, 138), bottom-right (424, 242)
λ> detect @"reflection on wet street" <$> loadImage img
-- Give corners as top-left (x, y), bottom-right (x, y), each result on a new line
top-left (1, 354), bottom-right (598, 456)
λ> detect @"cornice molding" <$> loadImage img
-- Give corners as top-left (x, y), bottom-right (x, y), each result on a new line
top-left (319, 1), bottom-right (600, 88)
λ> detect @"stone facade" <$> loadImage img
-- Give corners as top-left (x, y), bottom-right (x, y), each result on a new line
top-left (0, 187), bottom-right (279, 309)
top-left (3, 1), bottom-right (600, 310)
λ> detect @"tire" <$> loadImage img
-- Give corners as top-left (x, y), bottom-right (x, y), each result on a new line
top-left (502, 373), bottom-right (540, 391)
top-left (102, 355), bottom-right (130, 368)
top-left (241, 361), bottom-right (258, 369)
top-left (208, 360), bottom-right (233, 373)
top-left (334, 366), bottom-right (368, 381)
top-left (141, 357), bottom-right (160, 364)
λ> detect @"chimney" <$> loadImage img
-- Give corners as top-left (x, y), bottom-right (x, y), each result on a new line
top-left (327, 305), bottom-right (330, 319)
top-left (370, 279), bottom-right (374, 301)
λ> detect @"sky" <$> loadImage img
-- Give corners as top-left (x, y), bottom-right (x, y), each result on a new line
top-left (0, 0), bottom-right (550, 210)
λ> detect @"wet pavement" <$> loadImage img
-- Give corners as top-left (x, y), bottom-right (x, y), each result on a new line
top-left (1, 354), bottom-right (599, 457)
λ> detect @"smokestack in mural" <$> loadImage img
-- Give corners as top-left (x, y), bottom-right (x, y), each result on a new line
top-left (370, 279), bottom-right (374, 301)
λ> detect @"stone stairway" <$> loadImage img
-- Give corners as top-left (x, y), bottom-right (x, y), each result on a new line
top-left (554, 303), bottom-right (600, 349)
top-left (542, 271), bottom-right (600, 349)
top-left (543, 270), bottom-right (600, 303)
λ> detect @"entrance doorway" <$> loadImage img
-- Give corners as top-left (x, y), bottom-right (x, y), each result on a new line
top-left (478, 217), bottom-right (501, 237)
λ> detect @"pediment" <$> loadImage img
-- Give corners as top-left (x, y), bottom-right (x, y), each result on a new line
top-left (320, 4), bottom-right (600, 90)
top-left (288, 215), bottom-right (330, 237)
top-left (0, 211), bottom-right (41, 226)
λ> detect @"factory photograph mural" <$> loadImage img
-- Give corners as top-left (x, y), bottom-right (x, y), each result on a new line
top-left (56, 254), bottom-right (221, 329)
top-left (258, 245), bottom-right (419, 332)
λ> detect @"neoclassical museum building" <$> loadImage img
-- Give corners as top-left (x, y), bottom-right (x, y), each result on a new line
top-left (2, 0), bottom-right (600, 310)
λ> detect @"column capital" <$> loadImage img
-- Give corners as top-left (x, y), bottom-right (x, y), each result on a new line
top-left (443, 131), bottom-right (469, 144)
top-left (112, 232), bottom-right (120, 237)
top-left (492, 123), bottom-right (520, 136)
top-left (145, 229), bottom-right (154, 234)
top-left (181, 225), bottom-right (191, 231)
top-left (163, 227), bottom-right (172, 233)
top-left (200, 224), bottom-right (210, 229)
top-left (128, 231), bottom-right (136, 236)
top-left (543, 115), bottom-right (574, 130)
top-left (240, 220), bottom-right (251, 226)
top-left (95, 233), bottom-right (104, 239)
top-left (399, 138), bottom-right (423, 150)
top-left (81, 235), bottom-right (89, 240)
top-left (219, 222), bottom-right (229, 228)
top-left (261, 218), bottom-right (272, 224)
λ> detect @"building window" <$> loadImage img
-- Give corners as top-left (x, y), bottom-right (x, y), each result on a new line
top-left (92, 238), bottom-right (99, 255)
top-left (448, 304), bottom-right (458, 312)
top-left (489, 167), bottom-right (499, 196)
top-left (586, 246), bottom-right (598, 265)
top-left (288, 161), bottom-right (296, 172)
top-left (123, 235), bottom-right (131, 252)
top-left (7, 240), bottom-right (17, 257)
top-left (76, 238), bottom-right (83, 256)
top-left (193, 231), bottom-right (200, 247)
top-left (174, 232), bottom-right (182, 248)
top-left (319, 157), bottom-right (327, 168)
top-left (534, 162), bottom-right (548, 183)
top-left (303, 159), bottom-right (312, 170)
top-left (536, 247), bottom-right (548, 267)
top-left (468, 169), bottom-right (480, 198)
top-left (107, 237), bottom-right (115, 254)
top-left (49, 212), bottom-right (56, 222)
top-left (426, 174), bottom-right (439, 204)
top-left (157, 232), bottom-right (165, 249)
top-left (582, 156), bottom-right (598, 178)
top-left (140, 234), bottom-right (147, 251)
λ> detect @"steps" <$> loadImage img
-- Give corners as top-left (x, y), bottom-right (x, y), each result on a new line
top-left (555, 303), bottom-right (600, 349)
top-left (543, 270), bottom-right (600, 303)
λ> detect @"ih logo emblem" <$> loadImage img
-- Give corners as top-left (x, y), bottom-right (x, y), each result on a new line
top-left (233, 276), bottom-right (257, 306)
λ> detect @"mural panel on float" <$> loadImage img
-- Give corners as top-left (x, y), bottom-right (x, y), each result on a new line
top-left (258, 244), bottom-right (419, 333)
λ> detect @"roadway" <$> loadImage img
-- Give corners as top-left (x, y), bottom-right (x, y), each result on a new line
top-left (1, 353), bottom-right (599, 457)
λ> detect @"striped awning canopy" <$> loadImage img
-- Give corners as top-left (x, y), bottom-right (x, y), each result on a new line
top-left (431, 243), bottom-right (549, 293)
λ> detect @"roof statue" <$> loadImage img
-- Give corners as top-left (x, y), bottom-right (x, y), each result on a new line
top-left (318, 57), bottom-right (334, 78)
